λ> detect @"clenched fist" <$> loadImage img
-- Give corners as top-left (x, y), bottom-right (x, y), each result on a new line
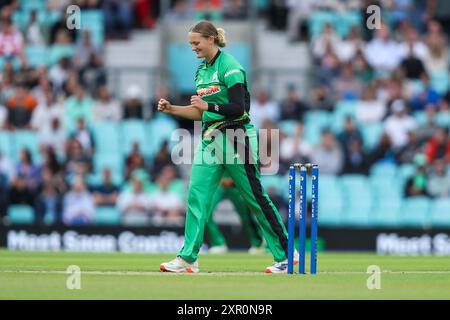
top-left (158, 99), bottom-right (173, 113)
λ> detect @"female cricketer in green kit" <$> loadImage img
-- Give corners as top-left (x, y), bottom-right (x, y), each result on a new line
top-left (158, 21), bottom-right (297, 273)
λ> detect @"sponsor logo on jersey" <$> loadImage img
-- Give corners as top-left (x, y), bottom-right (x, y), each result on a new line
top-left (197, 85), bottom-right (221, 97)
top-left (224, 69), bottom-right (241, 78)
top-left (212, 71), bottom-right (219, 83)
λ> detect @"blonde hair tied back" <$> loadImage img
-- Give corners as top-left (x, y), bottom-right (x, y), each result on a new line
top-left (216, 27), bottom-right (227, 48)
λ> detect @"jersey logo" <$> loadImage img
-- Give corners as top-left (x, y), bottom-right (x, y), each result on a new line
top-left (212, 71), bottom-right (219, 83)
top-left (197, 85), bottom-right (221, 97)
top-left (224, 69), bottom-right (240, 78)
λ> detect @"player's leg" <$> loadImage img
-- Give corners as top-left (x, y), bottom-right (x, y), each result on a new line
top-left (204, 185), bottom-right (228, 252)
top-left (160, 140), bottom-right (224, 272)
top-left (224, 126), bottom-right (288, 263)
top-left (226, 186), bottom-right (264, 250)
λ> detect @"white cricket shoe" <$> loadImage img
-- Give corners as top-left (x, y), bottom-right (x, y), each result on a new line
top-left (265, 250), bottom-right (299, 274)
top-left (160, 257), bottom-right (199, 273)
top-left (208, 245), bottom-right (228, 254)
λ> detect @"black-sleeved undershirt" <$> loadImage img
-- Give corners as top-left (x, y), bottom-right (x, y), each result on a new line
top-left (207, 83), bottom-right (250, 118)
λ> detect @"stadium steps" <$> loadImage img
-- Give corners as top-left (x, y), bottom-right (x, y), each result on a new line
top-left (105, 29), bottom-right (161, 101)
top-left (257, 23), bottom-right (312, 100)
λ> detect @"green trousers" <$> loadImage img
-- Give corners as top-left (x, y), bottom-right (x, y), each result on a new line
top-left (178, 124), bottom-right (288, 262)
top-left (204, 183), bottom-right (264, 248)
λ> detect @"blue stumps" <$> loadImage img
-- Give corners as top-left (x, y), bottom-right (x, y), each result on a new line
top-left (298, 166), bottom-right (307, 274)
top-left (287, 166), bottom-right (296, 274)
top-left (310, 165), bottom-right (319, 275)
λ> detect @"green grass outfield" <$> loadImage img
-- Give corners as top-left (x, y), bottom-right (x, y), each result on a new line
top-left (1, 249), bottom-right (450, 299)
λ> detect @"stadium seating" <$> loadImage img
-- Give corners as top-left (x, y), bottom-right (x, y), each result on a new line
top-left (400, 197), bottom-right (431, 227)
top-left (317, 174), bottom-right (344, 226)
top-left (0, 131), bottom-right (14, 160)
top-left (92, 121), bottom-right (121, 156)
top-left (48, 44), bottom-right (75, 66)
top-left (25, 45), bottom-right (48, 68)
top-left (94, 206), bottom-right (122, 225)
top-left (360, 122), bottom-right (383, 151)
top-left (430, 199), bottom-right (450, 227)
top-left (340, 175), bottom-right (373, 227)
top-left (7, 205), bottom-right (34, 224)
top-left (303, 111), bottom-right (331, 144)
top-left (13, 130), bottom-right (40, 163)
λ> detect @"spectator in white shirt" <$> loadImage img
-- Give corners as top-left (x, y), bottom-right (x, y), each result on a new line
top-left (250, 89), bottom-right (280, 130)
top-left (364, 23), bottom-right (402, 72)
top-left (31, 91), bottom-right (64, 133)
top-left (25, 10), bottom-right (46, 46)
top-left (92, 86), bottom-right (122, 122)
top-left (117, 177), bottom-right (152, 226)
top-left (312, 23), bottom-right (341, 60)
top-left (38, 117), bottom-right (67, 157)
top-left (310, 129), bottom-right (344, 175)
top-left (149, 167), bottom-right (185, 225)
top-left (384, 99), bottom-right (417, 150)
top-left (63, 176), bottom-right (95, 225)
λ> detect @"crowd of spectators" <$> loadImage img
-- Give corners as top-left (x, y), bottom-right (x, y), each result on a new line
top-left (0, 0), bottom-right (189, 226)
top-left (254, 1), bottom-right (450, 200)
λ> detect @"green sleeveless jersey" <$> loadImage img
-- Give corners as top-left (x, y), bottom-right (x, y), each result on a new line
top-left (194, 50), bottom-right (249, 122)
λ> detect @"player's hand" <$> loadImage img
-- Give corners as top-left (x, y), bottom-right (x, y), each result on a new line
top-left (158, 98), bottom-right (172, 113)
top-left (190, 95), bottom-right (208, 111)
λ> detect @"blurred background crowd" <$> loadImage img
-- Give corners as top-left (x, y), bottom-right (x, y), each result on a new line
top-left (1, 0), bottom-right (450, 228)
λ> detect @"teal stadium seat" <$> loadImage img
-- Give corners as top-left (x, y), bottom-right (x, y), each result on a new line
top-left (436, 111), bottom-right (450, 128)
top-left (397, 163), bottom-right (415, 191)
top-left (400, 197), bottom-right (431, 227)
top-left (93, 153), bottom-right (123, 176)
top-left (317, 174), bottom-right (344, 226)
top-left (303, 111), bottom-right (331, 144)
top-left (309, 11), bottom-right (337, 38)
top-left (25, 45), bottom-right (48, 68)
top-left (146, 117), bottom-right (178, 159)
top-left (12, 10), bottom-right (29, 30)
top-left (340, 175), bottom-right (373, 227)
top-left (278, 120), bottom-right (298, 136)
top-left (370, 162), bottom-right (397, 178)
top-left (361, 122), bottom-right (383, 151)
top-left (335, 11), bottom-right (362, 38)
top-left (94, 206), bottom-right (122, 225)
top-left (413, 111), bottom-right (427, 126)
top-left (430, 71), bottom-right (450, 94)
top-left (8, 205), bottom-right (34, 224)
top-left (330, 101), bottom-right (358, 133)
top-left (431, 199), bottom-right (450, 227)
top-left (19, 0), bottom-right (46, 11)
top-left (120, 120), bottom-right (149, 158)
top-left (13, 130), bottom-right (40, 163)
top-left (80, 10), bottom-right (105, 46)
top-left (92, 122), bottom-right (121, 156)
top-left (48, 44), bottom-right (75, 66)
top-left (370, 175), bottom-right (402, 226)
top-left (86, 171), bottom-right (124, 188)
top-left (0, 131), bottom-right (14, 159)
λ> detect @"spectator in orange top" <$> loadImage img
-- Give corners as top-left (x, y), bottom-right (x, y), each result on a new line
top-left (424, 127), bottom-right (450, 163)
top-left (5, 85), bottom-right (38, 130)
